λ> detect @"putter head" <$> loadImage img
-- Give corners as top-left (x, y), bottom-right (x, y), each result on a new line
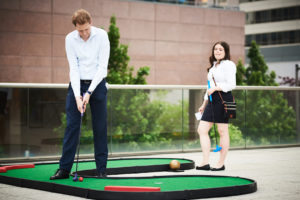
top-left (213, 145), bottom-right (222, 152)
top-left (73, 173), bottom-right (78, 182)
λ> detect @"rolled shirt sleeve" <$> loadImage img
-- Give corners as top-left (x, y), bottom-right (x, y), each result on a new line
top-left (65, 26), bottom-right (110, 97)
top-left (88, 31), bottom-right (110, 92)
top-left (65, 34), bottom-right (81, 97)
top-left (218, 61), bottom-right (236, 92)
top-left (204, 90), bottom-right (208, 100)
top-left (203, 60), bottom-right (236, 100)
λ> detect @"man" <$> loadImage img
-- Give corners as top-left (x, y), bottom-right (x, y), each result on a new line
top-left (50, 9), bottom-right (110, 179)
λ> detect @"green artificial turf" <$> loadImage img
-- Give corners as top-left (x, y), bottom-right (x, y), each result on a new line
top-left (1, 159), bottom-right (253, 191)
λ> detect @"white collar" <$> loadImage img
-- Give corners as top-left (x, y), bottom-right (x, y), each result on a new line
top-left (75, 26), bottom-right (96, 41)
top-left (213, 60), bottom-right (227, 66)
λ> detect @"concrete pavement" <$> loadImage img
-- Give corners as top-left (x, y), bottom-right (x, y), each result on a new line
top-left (1, 147), bottom-right (300, 200)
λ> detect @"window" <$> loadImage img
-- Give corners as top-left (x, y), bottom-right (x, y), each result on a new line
top-left (245, 30), bottom-right (300, 46)
top-left (246, 6), bottom-right (300, 24)
top-left (240, 0), bottom-right (264, 3)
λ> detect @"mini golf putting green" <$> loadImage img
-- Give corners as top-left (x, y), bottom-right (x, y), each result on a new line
top-left (0, 158), bottom-right (257, 199)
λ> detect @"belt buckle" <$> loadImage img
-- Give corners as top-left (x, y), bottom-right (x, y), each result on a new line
top-left (82, 80), bottom-right (91, 84)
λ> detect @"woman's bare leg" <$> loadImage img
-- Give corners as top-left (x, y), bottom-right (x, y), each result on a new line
top-left (215, 123), bottom-right (229, 168)
top-left (197, 121), bottom-right (213, 166)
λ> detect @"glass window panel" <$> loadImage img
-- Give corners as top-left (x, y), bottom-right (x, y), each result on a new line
top-left (246, 35), bottom-right (252, 46)
top-left (282, 31), bottom-right (289, 43)
top-left (245, 90), bottom-right (298, 146)
top-left (289, 31), bottom-right (295, 43)
top-left (277, 32), bottom-right (283, 44)
top-left (261, 11), bottom-right (267, 23)
top-left (261, 34), bottom-right (268, 45)
top-left (1, 86), bottom-right (299, 160)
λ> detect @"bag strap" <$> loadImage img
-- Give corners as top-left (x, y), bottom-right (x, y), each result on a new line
top-left (211, 75), bottom-right (225, 104)
top-left (211, 74), bottom-right (235, 103)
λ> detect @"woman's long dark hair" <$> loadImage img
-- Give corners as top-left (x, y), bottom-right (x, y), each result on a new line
top-left (207, 41), bottom-right (231, 72)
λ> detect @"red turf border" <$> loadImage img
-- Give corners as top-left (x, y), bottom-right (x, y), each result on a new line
top-left (0, 164), bottom-right (35, 173)
top-left (105, 185), bottom-right (161, 192)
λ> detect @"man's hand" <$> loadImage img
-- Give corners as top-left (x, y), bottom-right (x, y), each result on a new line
top-left (82, 93), bottom-right (91, 112)
top-left (75, 96), bottom-right (84, 114)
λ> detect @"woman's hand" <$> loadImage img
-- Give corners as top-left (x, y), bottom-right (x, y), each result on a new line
top-left (198, 100), bottom-right (208, 113)
top-left (207, 88), bottom-right (215, 96)
top-left (207, 86), bottom-right (221, 96)
top-left (198, 105), bottom-right (205, 113)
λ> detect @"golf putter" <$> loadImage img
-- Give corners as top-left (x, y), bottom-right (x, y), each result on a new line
top-left (73, 98), bottom-right (85, 182)
top-left (208, 80), bottom-right (222, 153)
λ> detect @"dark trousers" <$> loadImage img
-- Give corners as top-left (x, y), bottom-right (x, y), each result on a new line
top-left (59, 79), bottom-right (108, 173)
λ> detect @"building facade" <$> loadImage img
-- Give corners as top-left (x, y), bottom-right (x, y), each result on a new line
top-left (0, 0), bottom-right (245, 85)
top-left (240, 0), bottom-right (300, 84)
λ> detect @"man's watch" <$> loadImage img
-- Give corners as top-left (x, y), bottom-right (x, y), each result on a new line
top-left (87, 91), bottom-right (92, 95)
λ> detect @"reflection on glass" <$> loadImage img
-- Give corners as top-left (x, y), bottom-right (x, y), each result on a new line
top-left (0, 86), bottom-right (299, 160)
top-left (244, 90), bottom-right (297, 146)
top-left (109, 89), bottom-right (186, 153)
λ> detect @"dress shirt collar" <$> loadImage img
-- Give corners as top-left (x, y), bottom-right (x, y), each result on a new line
top-left (213, 60), bottom-right (226, 66)
top-left (74, 25), bottom-right (96, 41)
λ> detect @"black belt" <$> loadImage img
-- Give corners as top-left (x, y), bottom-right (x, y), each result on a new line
top-left (81, 80), bottom-right (92, 84)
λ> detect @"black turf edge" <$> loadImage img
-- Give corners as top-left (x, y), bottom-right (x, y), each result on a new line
top-left (0, 173), bottom-right (257, 200)
top-left (88, 190), bottom-right (188, 200)
top-left (0, 175), bottom-right (22, 187)
top-left (87, 181), bottom-right (257, 200)
top-left (52, 182), bottom-right (89, 198)
top-left (0, 158), bottom-right (257, 200)
top-left (72, 158), bottom-right (195, 177)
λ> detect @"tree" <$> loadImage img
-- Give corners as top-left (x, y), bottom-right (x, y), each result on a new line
top-left (233, 41), bottom-right (296, 144)
top-left (104, 16), bottom-right (192, 151)
top-left (236, 59), bottom-right (246, 86)
top-left (106, 16), bottom-right (150, 84)
top-left (245, 41), bottom-right (277, 86)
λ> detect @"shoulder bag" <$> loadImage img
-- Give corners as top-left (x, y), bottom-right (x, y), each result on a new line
top-left (212, 75), bottom-right (236, 119)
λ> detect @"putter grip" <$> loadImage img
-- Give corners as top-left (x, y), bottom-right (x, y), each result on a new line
top-left (81, 92), bottom-right (87, 116)
top-left (81, 104), bottom-right (84, 116)
top-left (207, 80), bottom-right (212, 102)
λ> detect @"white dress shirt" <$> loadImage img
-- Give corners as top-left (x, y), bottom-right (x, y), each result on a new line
top-left (65, 26), bottom-right (110, 97)
top-left (204, 60), bottom-right (236, 100)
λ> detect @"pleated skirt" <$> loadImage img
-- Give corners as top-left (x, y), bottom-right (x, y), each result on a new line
top-left (201, 91), bottom-right (234, 124)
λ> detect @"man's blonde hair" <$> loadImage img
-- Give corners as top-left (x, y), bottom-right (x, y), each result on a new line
top-left (72, 9), bottom-right (91, 26)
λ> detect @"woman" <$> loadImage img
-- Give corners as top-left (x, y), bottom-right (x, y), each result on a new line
top-left (196, 41), bottom-right (236, 171)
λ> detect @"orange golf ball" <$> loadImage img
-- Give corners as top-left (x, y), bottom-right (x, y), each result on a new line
top-left (79, 177), bottom-right (84, 182)
top-left (169, 160), bottom-right (180, 170)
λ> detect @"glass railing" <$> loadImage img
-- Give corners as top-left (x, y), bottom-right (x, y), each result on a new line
top-left (0, 83), bottom-right (299, 161)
